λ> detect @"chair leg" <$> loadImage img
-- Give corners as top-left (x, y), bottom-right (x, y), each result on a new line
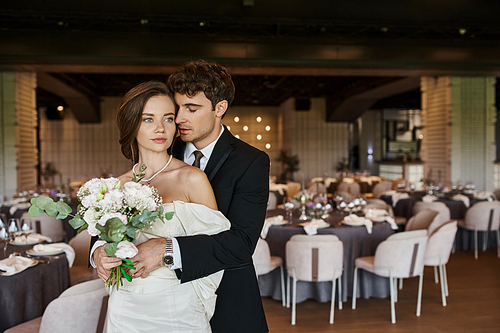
top-left (389, 272), bottom-right (396, 324)
top-left (286, 274), bottom-right (290, 308)
top-left (352, 267), bottom-right (358, 310)
top-left (483, 229), bottom-right (488, 251)
top-left (434, 266), bottom-right (439, 284)
top-left (330, 276), bottom-right (336, 324)
top-left (280, 265), bottom-right (286, 307)
top-left (338, 275), bottom-right (343, 310)
top-left (474, 229), bottom-right (478, 259)
top-left (443, 264), bottom-right (449, 297)
top-left (439, 265), bottom-right (447, 307)
top-left (393, 278), bottom-right (398, 303)
top-left (417, 273), bottom-right (424, 317)
top-left (399, 278), bottom-right (403, 290)
top-left (292, 275), bottom-right (297, 325)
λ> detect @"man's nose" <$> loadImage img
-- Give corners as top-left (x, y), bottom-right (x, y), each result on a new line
top-left (175, 109), bottom-right (185, 124)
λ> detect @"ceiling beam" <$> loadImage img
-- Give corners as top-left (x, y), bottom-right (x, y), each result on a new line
top-left (326, 76), bottom-right (421, 122)
top-left (37, 72), bottom-right (101, 123)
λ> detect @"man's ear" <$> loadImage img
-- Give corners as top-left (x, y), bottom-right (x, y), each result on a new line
top-left (215, 100), bottom-right (228, 118)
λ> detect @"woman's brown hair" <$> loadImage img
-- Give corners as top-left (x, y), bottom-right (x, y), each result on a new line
top-left (116, 81), bottom-right (175, 163)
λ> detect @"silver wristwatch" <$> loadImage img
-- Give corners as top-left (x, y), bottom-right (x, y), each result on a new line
top-left (163, 238), bottom-right (174, 267)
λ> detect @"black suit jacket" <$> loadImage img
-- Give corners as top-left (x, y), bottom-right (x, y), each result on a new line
top-left (173, 126), bottom-right (269, 333)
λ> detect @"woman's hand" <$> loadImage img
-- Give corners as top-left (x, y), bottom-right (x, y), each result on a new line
top-left (129, 238), bottom-right (165, 279)
top-left (94, 245), bottom-right (122, 283)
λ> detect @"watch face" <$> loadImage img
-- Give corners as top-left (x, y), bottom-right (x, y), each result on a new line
top-left (163, 255), bottom-right (174, 266)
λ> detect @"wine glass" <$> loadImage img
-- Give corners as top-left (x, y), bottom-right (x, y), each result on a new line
top-left (8, 218), bottom-right (19, 243)
top-left (284, 201), bottom-right (295, 225)
top-left (0, 226), bottom-right (9, 256)
top-left (20, 220), bottom-right (33, 244)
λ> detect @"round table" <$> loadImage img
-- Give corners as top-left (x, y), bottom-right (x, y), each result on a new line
top-left (0, 243), bottom-right (70, 332)
top-left (258, 209), bottom-right (394, 303)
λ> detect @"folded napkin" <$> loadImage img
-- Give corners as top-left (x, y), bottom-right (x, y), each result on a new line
top-left (343, 214), bottom-right (373, 234)
top-left (12, 233), bottom-right (52, 245)
top-left (474, 191), bottom-right (495, 201)
top-left (364, 209), bottom-right (398, 230)
top-left (0, 256), bottom-right (37, 276)
top-left (261, 215), bottom-right (285, 239)
top-left (381, 190), bottom-right (397, 196)
top-left (392, 192), bottom-right (410, 206)
top-left (301, 219), bottom-right (329, 235)
top-left (422, 195), bottom-right (438, 203)
top-left (9, 202), bottom-right (31, 215)
top-left (1, 198), bottom-right (28, 207)
top-left (342, 178), bottom-right (355, 183)
top-left (269, 183), bottom-right (289, 195)
top-left (32, 243), bottom-right (75, 267)
top-left (451, 194), bottom-right (470, 208)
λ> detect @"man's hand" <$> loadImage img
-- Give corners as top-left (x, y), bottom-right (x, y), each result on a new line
top-left (94, 245), bottom-right (122, 283)
top-left (130, 238), bottom-right (165, 279)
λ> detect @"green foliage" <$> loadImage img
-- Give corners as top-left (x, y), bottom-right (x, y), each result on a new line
top-left (276, 150), bottom-right (300, 181)
top-left (29, 197), bottom-right (73, 219)
top-left (165, 211), bottom-right (174, 220)
top-left (132, 164), bottom-right (147, 182)
top-left (105, 242), bottom-right (118, 257)
top-left (69, 216), bottom-right (87, 229)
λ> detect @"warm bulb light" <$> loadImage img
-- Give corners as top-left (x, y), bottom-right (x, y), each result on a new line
top-left (227, 125), bottom-right (231, 131)
top-left (57, 106), bottom-right (64, 111)
top-left (243, 126), bottom-right (248, 131)
top-left (257, 135), bottom-right (262, 140)
top-left (235, 134), bottom-right (240, 139)
top-left (256, 117), bottom-right (262, 122)
top-left (265, 143), bottom-right (271, 149)
top-left (234, 117), bottom-right (240, 122)
top-left (418, 134), bottom-right (424, 139)
top-left (265, 126), bottom-right (271, 131)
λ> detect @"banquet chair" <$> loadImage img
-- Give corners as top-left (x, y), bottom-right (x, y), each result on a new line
top-left (286, 181), bottom-right (301, 200)
top-left (391, 178), bottom-right (407, 190)
top-left (286, 234), bottom-right (343, 325)
top-left (457, 201), bottom-right (500, 259)
top-left (352, 230), bottom-right (428, 323)
top-left (372, 181), bottom-right (392, 198)
top-left (493, 188), bottom-right (500, 201)
top-left (413, 202), bottom-right (451, 234)
top-left (68, 230), bottom-right (99, 286)
top-left (21, 212), bottom-right (66, 242)
top-left (253, 238), bottom-right (286, 306)
top-left (337, 191), bottom-right (354, 203)
top-left (405, 210), bottom-right (440, 232)
top-left (365, 199), bottom-right (406, 225)
top-left (5, 279), bottom-right (108, 333)
top-left (424, 221), bottom-right (458, 306)
top-left (337, 182), bottom-right (361, 198)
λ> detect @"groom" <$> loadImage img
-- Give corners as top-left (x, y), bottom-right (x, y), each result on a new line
top-left (167, 60), bottom-right (269, 332)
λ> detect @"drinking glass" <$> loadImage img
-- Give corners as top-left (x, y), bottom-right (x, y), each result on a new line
top-left (20, 220), bottom-right (33, 244)
top-left (0, 227), bottom-right (9, 256)
top-left (8, 218), bottom-right (19, 242)
top-left (284, 201), bottom-right (295, 225)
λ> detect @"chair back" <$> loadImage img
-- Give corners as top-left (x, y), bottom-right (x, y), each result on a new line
top-left (286, 234), bottom-right (343, 282)
top-left (336, 191), bottom-right (354, 203)
top-left (372, 181), bottom-right (392, 198)
top-left (374, 230), bottom-right (428, 278)
top-left (267, 192), bottom-right (277, 210)
top-left (363, 203), bottom-right (395, 218)
top-left (337, 182), bottom-right (361, 197)
top-left (286, 181), bottom-right (301, 200)
top-left (464, 201), bottom-right (500, 231)
top-left (424, 221), bottom-right (458, 266)
top-left (405, 209), bottom-right (439, 232)
top-left (413, 202), bottom-right (451, 234)
top-left (68, 230), bottom-right (92, 267)
top-left (494, 188), bottom-right (500, 201)
top-left (253, 238), bottom-right (273, 275)
top-left (21, 212), bottom-right (66, 242)
top-left (39, 280), bottom-right (107, 333)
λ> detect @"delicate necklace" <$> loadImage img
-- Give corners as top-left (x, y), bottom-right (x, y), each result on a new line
top-left (133, 155), bottom-right (173, 185)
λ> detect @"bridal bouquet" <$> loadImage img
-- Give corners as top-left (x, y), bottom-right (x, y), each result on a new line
top-left (29, 176), bottom-right (173, 290)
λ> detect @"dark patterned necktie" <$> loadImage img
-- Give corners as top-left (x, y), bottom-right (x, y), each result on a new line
top-left (192, 151), bottom-right (204, 169)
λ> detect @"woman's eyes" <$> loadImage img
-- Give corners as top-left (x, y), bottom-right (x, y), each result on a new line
top-left (165, 117), bottom-right (174, 122)
top-left (143, 117), bottom-right (153, 122)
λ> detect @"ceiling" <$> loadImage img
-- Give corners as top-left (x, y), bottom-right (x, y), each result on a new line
top-left (2, 0), bottom-right (500, 120)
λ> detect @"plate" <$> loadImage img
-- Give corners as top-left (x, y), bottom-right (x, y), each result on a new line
top-left (341, 220), bottom-right (366, 226)
top-left (26, 248), bottom-right (64, 256)
top-left (10, 239), bottom-right (41, 246)
top-left (298, 222), bottom-right (330, 228)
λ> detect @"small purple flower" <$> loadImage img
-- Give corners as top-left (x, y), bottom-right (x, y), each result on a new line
top-left (307, 202), bottom-right (315, 208)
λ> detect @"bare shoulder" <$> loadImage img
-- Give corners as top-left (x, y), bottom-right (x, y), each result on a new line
top-left (175, 160), bottom-right (209, 184)
top-left (118, 170), bottom-right (134, 184)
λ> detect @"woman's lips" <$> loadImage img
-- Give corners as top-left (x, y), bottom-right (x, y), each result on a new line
top-left (152, 138), bottom-right (166, 143)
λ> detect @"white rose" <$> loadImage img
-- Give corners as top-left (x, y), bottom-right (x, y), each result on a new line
top-left (140, 185), bottom-right (153, 197)
top-left (102, 177), bottom-right (120, 190)
top-left (83, 208), bottom-right (101, 226)
top-left (98, 212), bottom-right (128, 226)
top-left (124, 182), bottom-right (142, 191)
top-left (86, 222), bottom-right (100, 237)
top-left (99, 189), bottom-right (124, 212)
top-left (81, 195), bottom-right (98, 208)
top-left (84, 178), bottom-right (105, 194)
top-left (114, 241), bottom-right (138, 259)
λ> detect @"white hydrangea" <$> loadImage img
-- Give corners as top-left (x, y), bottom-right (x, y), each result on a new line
top-left (99, 188), bottom-right (124, 213)
top-left (84, 178), bottom-right (105, 195)
top-left (81, 195), bottom-right (98, 208)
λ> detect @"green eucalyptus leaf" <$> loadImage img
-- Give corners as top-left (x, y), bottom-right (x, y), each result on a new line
top-left (31, 196), bottom-right (53, 209)
top-left (126, 226), bottom-right (136, 239)
top-left (77, 224), bottom-right (88, 234)
top-left (165, 211), bottom-right (174, 220)
top-left (104, 218), bottom-right (127, 242)
top-left (44, 202), bottom-right (59, 217)
top-left (28, 205), bottom-right (44, 217)
top-left (69, 216), bottom-right (86, 229)
top-left (55, 201), bottom-right (72, 219)
top-left (105, 242), bottom-right (118, 257)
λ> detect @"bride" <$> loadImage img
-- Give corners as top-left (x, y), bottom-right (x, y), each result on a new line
top-left (93, 81), bottom-right (230, 332)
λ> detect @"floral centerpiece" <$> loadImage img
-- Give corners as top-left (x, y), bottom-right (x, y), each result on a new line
top-left (294, 190), bottom-right (331, 219)
top-left (29, 174), bottom-right (173, 290)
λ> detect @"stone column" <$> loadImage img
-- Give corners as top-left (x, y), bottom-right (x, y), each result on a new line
top-left (0, 72), bottom-right (38, 199)
top-left (420, 76), bottom-right (496, 191)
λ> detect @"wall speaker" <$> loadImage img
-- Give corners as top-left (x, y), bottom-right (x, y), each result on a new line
top-left (295, 97), bottom-right (311, 111)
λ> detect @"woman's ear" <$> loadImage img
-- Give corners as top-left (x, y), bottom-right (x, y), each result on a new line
top-left (215, 100), bottom-right (228, 118)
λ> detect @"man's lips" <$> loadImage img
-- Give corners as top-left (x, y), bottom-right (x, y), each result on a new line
top-left (179, 128), bottom-right (190, 134)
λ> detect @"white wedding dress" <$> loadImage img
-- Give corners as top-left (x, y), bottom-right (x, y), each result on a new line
top-left (105, 201), bottom-right (231, 333)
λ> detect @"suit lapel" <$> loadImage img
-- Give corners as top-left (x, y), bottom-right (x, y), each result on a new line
top-left (204, 127), bottom-right (234, 181)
